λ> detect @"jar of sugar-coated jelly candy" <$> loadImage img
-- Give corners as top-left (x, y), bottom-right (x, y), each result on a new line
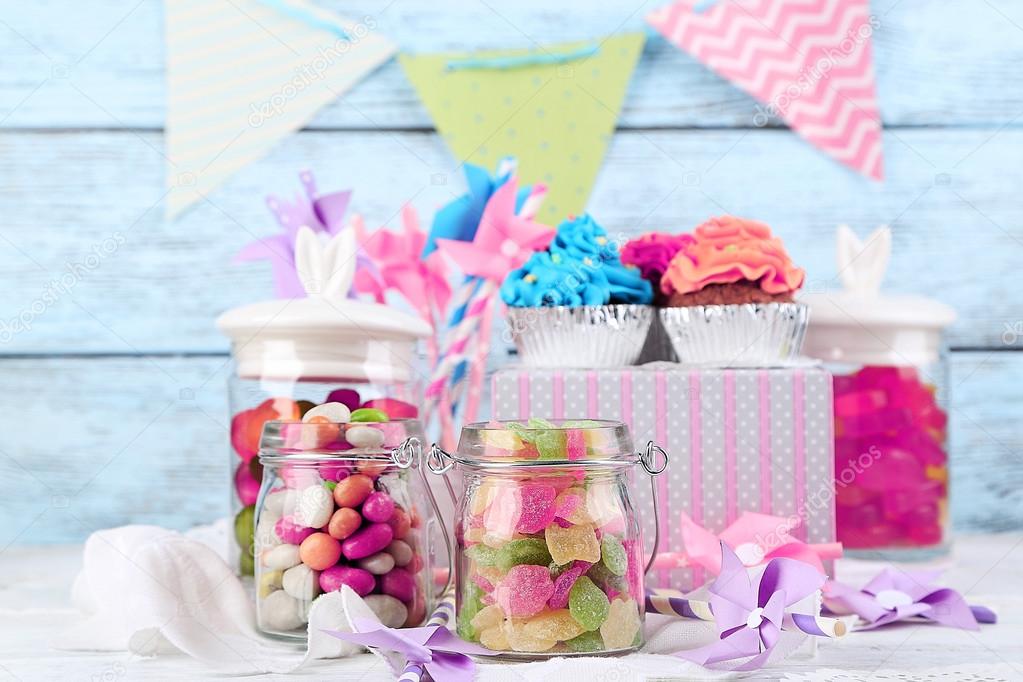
top-left (217, 296), bottom-right (431, 575)
top-left (803, 251), bottom-right (956, 559)
top-left (254, 419), bottom-right (440, 639)
top-left (428, 420), bottom-right (667, 658)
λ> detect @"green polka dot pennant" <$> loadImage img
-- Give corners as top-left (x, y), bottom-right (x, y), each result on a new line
top-left (399, 33), bottom-right (645, 223)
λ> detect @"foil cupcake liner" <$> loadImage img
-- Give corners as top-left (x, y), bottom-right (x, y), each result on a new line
top-left (659, 302), bottom-right (809, 367)
top-left (506, 305), bottom-right (654, 368)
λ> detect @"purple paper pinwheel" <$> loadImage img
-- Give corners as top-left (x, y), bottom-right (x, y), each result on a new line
top-left (824, 569), bottom-right (996, 630)
top-left (235, 170), bottom-right (372, 298)
top-left (675, 541), bottom-right (827, 671)
top-left (326, 617), bottom-right (497, 682)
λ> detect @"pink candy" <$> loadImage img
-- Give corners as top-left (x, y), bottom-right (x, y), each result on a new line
top-left (234, 463), bottom-right (260, 506)
top-left (380, 567), bottom-right (417, 602)
top-left (341, 522), bottom-right (394, 560)
top-left (362, 491), bottom-right (396, 523)
top-left (319, 565), bottom-right (376, 596)
top-left (275, 516), bottom-right (315, 544)
top-left (565, 429), bottom-right (586, 461)
top-left (513, 484), bottom-right (557, 534)
top-left (495, 564), bottom-right (554, 617)
top-left (548, 561), bottom-right (590, 609)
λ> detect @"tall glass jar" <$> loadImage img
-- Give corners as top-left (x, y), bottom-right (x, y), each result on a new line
top-left (217, 297), bottom-right (432, 575)
top-left (803, 290), bottom-right (956, 559)
top-left (429, 420), bottom-right (666, 658)
top-left (254, 419), bottom-right (437, 638)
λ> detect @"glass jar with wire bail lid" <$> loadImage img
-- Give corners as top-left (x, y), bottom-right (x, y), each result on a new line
top-left (427, 419), bottom-right (668, 658)
top-left (254, 419), bottom-right (441, 639)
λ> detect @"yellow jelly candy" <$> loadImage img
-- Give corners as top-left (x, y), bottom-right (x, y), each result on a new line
top-left (504, 618), bottom-right (557, 653)
top-left (545, 523), bottom-right (601, 565)
top-left (587, 483), bottom-right (624, 528)
top-left (476, 565), bottom-right (505, 587)
top-left (522, 609), bottom-right (584, 643)
top-left (479, 625), bottom-right (510, 651)
top-left (554, 487), bottom-right (592, 525)
top-left (464, 527), bottom-right (486, 544)
top-left (600, 598), bottom-right (641, 650)
top-left (471, 604), bottom-right (505, 633)
top-left (469, 481), bottom-right (499, 515)
top-left (258, 569), bottom-right (283, 598)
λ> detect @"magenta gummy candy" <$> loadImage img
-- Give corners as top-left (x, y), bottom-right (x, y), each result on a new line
top-left (833, 389), bottom-right (887, 417)
top-left (566, 429), bottom-right (586, 461)
top-left (234, 462), bottom-right (260, 506)
top-left (275, 516), bottom-right (315, 544)
top-left (319, 565), bottom-right (375, 596)
top-left (380, 567), bottom-right (417, 603)
top-left (362, 491), bottom-right (396, 523)
top-left (325, 388), bottom-right (361, 411)
top-left (548, 561), bottom-right (590, 609)
top-left (473, 574), bottom-right (495, 593)
top-left (496, 564), bottom-right (554, 617)
top-left (318, 463), bottom-right (350, 483)
top-left (855, 447), bottom-right (925, 492)
top-left (514, 484), bottom-right (557, 534)
top-left (838, 407), bottom-right (913, 439)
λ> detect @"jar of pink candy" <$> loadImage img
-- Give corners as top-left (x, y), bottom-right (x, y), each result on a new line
top-left (217, 296), bottom-right (431, 575)
top-left (428, 419), bottom-right (668, 657)
top-left (254, 418), bottom-right (439, 638)
top-left (803, 227), bottom-right (957, 559)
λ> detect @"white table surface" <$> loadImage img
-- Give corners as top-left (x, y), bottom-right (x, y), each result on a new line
top-left (1, 534), bottom-right (1021, 681)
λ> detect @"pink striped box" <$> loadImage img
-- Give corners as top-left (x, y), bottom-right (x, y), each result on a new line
top-left (491, 364), bottom-right (836, 591)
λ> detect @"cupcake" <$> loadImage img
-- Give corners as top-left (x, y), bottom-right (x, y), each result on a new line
top-left (501, 214), bottom-right (654, 367)
top-left (658, 216), bottom-right (809, 366)
top-left (621, 232), bottom-right (695, 306)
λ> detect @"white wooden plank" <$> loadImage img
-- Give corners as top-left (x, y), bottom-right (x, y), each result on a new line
top-left (0, 351), bottom-right (1016, 543)
top-left (2, 0), bottom-right (1023, 129)
top-left (0, 127), bottom-right (1020, 352)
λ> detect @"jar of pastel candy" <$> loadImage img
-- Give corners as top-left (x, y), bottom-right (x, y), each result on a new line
top-left (803, 265), bottom-right (956, 559)
top-left (217, 296), bottom-right (431, 575)
top-left (253, 418), bottom-right (438, 638)
top-left (428, 419), bottom-right (667, 658)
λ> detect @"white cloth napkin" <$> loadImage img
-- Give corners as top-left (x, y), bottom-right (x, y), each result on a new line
top-left (58, 524), bottom-right (813, 677)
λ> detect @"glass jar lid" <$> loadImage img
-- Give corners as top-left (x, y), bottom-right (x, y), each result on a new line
top-left (258, 419), bottom-right (423, 464)
top-left (443, 419), bottom-right (663, 471)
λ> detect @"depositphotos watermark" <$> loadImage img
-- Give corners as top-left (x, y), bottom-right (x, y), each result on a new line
top-left (752, 15), bottom-right (882, 127)
top-left (0, 232), bottom-right (126, 345)
top-left (248, 16), bottom-right (378, 128)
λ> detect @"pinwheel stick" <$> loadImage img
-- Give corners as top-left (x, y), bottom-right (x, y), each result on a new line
top-left (646, 589), bottom-right (847, 639)
top-left (399, 586), bottom-right (458, 682)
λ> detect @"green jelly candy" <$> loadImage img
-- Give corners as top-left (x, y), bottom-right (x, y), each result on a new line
top-left (234, 504), bottom-right (255, 549)
top-left (238, 548), bottom-right (254, 576)
top-left (457, 583), bottom-right (484, 641)
top-left (564, 630), bottom-right (604, 653)
top-left (466, 543), bottom-right (500, 567)
top-left (600, 535), bottom-right (628, 577)
top-left (350, 407), bottom-right (389, 423)
top-left (527, 418), bottom-right (566, 460)
top-left (568, 576), bottom-right (610, 631)
top-left (587, 561), bottom-right (626, 592)
top-left (496, 538), bottom-right (552, 572)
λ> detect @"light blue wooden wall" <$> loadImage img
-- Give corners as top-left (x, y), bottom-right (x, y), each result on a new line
top-left (0, 0), bottom-right (1021, 544)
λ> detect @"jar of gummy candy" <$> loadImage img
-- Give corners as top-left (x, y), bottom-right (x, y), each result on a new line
top-left (803, 250), bottom-right (956, 559)
top-left (254, 418), bottom-right (440, 638)
top-left (429, 420), bottom-right (667, 658)
top-left (217, 296), bottom-right (432, 575)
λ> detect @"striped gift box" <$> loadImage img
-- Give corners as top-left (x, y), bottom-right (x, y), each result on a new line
top-left (491, 365), bottom-right (836, 591)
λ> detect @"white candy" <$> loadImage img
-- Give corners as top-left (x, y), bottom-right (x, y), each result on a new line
top-left (258, 569), bottom-right (283, 598)
top-left (262, 543), bottom-right (301, 570)
top-left (264, 489), bottom-right (298, 516)
top-left (256, 508), bottom-right (283, 549)
top-left (303, 402), bottom-right (352, 423)
top-left (386, 539), bottom-right (413, 567)
top-left (364, 594), bottom-right (408, 629)
top-left (295, 485), bottom-right (334, 528)
top-left (282, 564), bottom-right (320, 602)
top-left (357, 551), bottom-right (396, 575)
top-left (346, 425), bottom-right (385, 449)
top-left (260, 589), bottom-right (306, 631)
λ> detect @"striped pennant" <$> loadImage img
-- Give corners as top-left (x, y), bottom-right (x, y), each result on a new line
top-left (647, 0), bottom-right (883, 180)
top-left (164, 0), bottom-right (396, 218)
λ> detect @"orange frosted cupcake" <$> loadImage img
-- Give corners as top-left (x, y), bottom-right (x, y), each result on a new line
top-left (659, 216), bottom-right (809, 366)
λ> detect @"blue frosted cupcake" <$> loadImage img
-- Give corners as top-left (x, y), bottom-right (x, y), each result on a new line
top-left (501, 214), bottom-right (654, 367)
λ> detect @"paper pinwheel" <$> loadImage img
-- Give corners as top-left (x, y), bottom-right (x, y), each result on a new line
top-left (824, 569), bottom-right (995, 630)
top-left (434, 177), bottom-right (553, 283)
top-left (325, 617), bottom-right (497, 682)
top-left (655, 511), bottom-right (843, 575)
top-left (236, 170), bottom-right (367, 298)
top-left (675, 541), bottom-right (827, 671)
top-left (352, 205), bottom-right (452, 327)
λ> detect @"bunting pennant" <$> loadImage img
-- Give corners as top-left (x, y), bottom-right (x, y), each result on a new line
top-left (399, 34), bottom-right (645, 223)
top-left (163, 0), bottom-right (396, 219)
top-left (647, 0), bottom-right (883, 180)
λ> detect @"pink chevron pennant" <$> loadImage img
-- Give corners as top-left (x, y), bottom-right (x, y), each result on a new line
top-left (647, 0), bottom-right (883, 180)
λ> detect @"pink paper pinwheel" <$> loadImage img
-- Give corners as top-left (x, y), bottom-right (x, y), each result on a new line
top-left (434, 177), bottom-right (552, 283)
top-left (352, 205), bottom-right (452, 328)
top-left (652, 511), bottom-right (843, 576)
top-left (675, 541), bottom-right (827, 671)
top-left (824, 569), bottom-right (995, 630)
top-left (325, 617), bottom-right (497, 682)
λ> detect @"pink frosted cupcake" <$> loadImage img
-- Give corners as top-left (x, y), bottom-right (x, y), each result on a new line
top-left (621, 232), bottom-right (695, 306)
top-left (659, 216), bottom-right (809, 366)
